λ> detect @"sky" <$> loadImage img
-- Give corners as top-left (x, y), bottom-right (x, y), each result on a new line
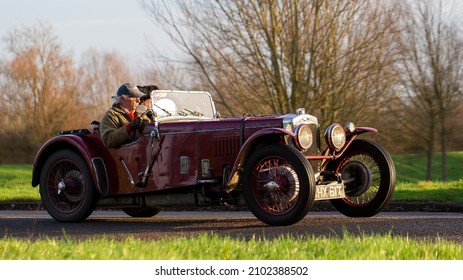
top-left (0, 0), bottom-right (172, 66)
top-left (2, 0), bottom-right (463, 68)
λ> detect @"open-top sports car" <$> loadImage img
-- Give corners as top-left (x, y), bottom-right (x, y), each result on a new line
top-left (32, 90), bottom-right (395, 226)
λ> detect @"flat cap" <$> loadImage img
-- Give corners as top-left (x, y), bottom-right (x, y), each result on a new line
top-left (116, 83), bottom-right (144, 98)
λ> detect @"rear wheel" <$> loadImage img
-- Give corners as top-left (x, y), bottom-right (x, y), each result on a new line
top-left (243, 144), bottom-right (315, 226)
top-left (39, 150), bottom-right (96, 222)
top-left (328, 139), bottom-right (396, 217)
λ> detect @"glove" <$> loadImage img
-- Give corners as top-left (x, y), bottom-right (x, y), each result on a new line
top-left (135, 104), bottom-right (148, 117)
top-left (137, 84), bottom-right (159, 95)
top-left (128, 117), bottom-right (143, 130)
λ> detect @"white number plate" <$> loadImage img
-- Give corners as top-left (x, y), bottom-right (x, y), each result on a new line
top-left (314, 182), bottom-right (346, 201)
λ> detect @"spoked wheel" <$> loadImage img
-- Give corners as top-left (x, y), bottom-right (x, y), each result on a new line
top-left (122, 207), bottom-right (161, 218)
top-left (328, 139), bottom-right (396, 217)
top-left (39, 150), bottom-right (96, 222)
top-left (243, 144), bottom-right (315, 226)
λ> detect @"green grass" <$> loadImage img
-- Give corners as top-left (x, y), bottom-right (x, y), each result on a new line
top-left (0, 164), bottom-right (39, 202)
top-left (393, 151), bottom-right (463, 182)
top-left (391, 151), bottom-right (463, 203)
top-left (392, 180), bottom-right (463, 203)
top-left (1, 233), bottom-right (461, 260)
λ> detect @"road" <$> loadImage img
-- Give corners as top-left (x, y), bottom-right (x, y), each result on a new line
top-left (0, 210), bottom-right (462, 242)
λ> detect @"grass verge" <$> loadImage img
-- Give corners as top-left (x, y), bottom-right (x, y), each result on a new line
top-left (1, 233), bottom-right (462, 260)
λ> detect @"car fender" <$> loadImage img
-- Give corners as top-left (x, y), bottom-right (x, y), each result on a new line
top-left (314, 126), bottom-right (379, 166)
top-left (336, 126), bottom-right (378, 158)
top-left (31, 134), bottom-right (117, 195)
top-left (225, 127), bottom-right (297, 192)
top-left (347, 126), bottom-right (377, 138)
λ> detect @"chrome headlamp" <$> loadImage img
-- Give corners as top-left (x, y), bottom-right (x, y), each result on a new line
top-left (294, 124), bottom-right (313, 150)
top-left (325, 123), bottom-right (346, 151)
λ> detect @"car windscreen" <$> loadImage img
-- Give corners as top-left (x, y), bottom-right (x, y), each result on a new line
top-left (150, 91), bottom-right (216, 119)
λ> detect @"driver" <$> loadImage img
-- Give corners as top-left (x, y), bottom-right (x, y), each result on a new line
top-left (100, 83), bottom-right (150, 148)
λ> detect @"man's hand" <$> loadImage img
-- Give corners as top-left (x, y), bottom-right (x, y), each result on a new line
top-left (135, 104), bottom-right (148, 117)
top-left (128, 117), bottom-right (143, 130)
top-left (86, 124), bottom-right (98, 134)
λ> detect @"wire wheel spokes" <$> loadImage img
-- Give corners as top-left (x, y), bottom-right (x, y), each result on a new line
top-left (252, 157), bottom-right (300, 214)
top-left (341, 153), bottom-right (381, 206)
top-left (329, 139), bottom-right (395, 218)
top-left (46, 159), bottom-right (86, 213)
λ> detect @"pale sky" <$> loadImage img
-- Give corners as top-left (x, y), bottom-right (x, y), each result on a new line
top-left (1, 0), bottom-right (463, 68)
top-left (0, 0), bottom-right (172, 66)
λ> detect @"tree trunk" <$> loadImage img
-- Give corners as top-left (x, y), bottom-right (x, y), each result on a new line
top-left (440, 118), bottom-right (447, 181)
top-left (425, 121), bottom-right (435, 181)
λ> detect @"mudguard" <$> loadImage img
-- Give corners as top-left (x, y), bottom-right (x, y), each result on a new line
top-left (225, 127), bottom-right (297, 192)
top-left (31, 133), bottom-right (118, 195)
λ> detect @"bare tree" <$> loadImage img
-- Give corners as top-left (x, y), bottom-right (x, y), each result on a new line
top-left (78, 48), bottom-right (134, 120)
top-left (396, 0), bottom-right (463, 180)
top-left (141, 0), bottom-right (399, 129)
top-left (0, 23), bottom-right (83, 162)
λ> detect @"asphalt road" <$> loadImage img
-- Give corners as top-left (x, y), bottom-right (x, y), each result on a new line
top-left (1, 210), bottom-right (462, 243)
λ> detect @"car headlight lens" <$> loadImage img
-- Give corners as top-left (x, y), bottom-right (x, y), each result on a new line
top-left (325, 123), bottom-right (346, 151)
top-left (294, 124), bottom-right (313, 150)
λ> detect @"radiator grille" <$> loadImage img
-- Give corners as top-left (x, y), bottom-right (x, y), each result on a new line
top-left (302, 124), bottom-right (322, 173)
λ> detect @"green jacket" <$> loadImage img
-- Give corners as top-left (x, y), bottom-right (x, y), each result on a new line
top-left (100, 103), bottom-right (137, 148)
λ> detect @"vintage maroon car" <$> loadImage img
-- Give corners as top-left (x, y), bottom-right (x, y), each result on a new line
top-left (31, 90), bottom-right (395, 226)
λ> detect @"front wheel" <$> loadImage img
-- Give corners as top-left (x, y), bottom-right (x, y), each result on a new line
top-left (39, 150), bottom-right (97, 222)
top-left (328, 139), bottom-right (396, 217)
top-left (243, 144), bottom-right (316, 226)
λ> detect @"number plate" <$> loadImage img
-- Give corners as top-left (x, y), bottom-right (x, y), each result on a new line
top-left (314, 182), bottom-right (346, 201)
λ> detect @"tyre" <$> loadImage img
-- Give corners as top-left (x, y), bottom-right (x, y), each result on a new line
top-left (243, 143), bottom-right (315, 226)
top-left (39, 150), bottom-right (97, 222)
top-left (122, 207), bottom-right (161, 217)
top-left (328, 139), bottom-right (396, 217)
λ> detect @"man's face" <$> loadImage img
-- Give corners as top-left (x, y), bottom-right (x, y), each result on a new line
top-left (141, 99), bottom-right (152, 108)
top-left (120, 95), bottom-right (139, 111)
